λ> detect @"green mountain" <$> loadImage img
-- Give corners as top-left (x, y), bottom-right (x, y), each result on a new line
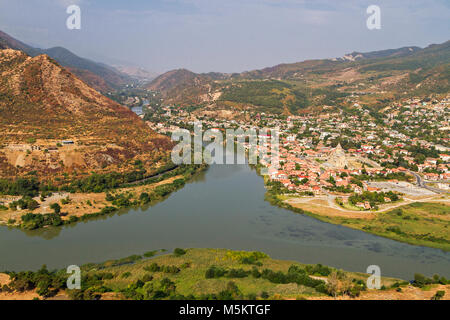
top-left (147, 41), bottom-right (450, 114)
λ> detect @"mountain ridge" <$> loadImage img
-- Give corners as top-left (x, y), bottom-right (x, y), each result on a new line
top-left (0, 30), bottom-right (131, 92)
top-left (0, 49), bottom-right (172, 180)
top-left (146, 40), bottom-right (450, 112)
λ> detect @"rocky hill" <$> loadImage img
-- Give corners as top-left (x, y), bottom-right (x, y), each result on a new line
top-left (0, 30), bottom-right (130, 92)
top-left (146, 69), bottom-right (231, 105)
top-left (0, 49), bottom-right (172, 181)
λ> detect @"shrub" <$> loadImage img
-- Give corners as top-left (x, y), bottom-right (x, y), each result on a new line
top-left (241, 257), bottom-right (263, 266)
top-left (21, 213), bottom-right (63, 229)
top-left (141, 274), bottom-right (153, 283)
top-left (61, 197), bottom-right (71, 205)
top-left (413, 273), bottom-right (428, 288)
top-left (9, 197), bottom-right (39, 211)
top-left (251, 267), bottom-right (261, 278)
top-left (205, 266), bottom-right (227, 279)
top-left (50, 203), bottom-right (61, 214)
top-left (162, 265), bottom-right (180, 274)
top-left (139, 193), bottom-right (151, 204)
top-left (105, 193), bottom-right (114, 201)
top-left (226, 268), bottom-right (249, 278)
top-left (144, 263), bottom-right (160, 272)
top-left (305, 264), bottom-right (332, 276)
top-left (143, 250), bottom-right (157, 258)
top-left (431, 291), bottom-right (445, 300)
top-left (99, 206), bottom-right (117, 215)
top-left (173, 248), bottom-right (187, 257)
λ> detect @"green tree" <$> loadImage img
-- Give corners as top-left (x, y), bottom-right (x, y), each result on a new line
top-left (50, 203), bottom-right (61, 214)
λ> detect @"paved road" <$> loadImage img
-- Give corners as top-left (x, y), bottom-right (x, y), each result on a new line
top-left (408, 170), bottom-right (448, 194)
top-left (288, 192), bottom-right (448, 215)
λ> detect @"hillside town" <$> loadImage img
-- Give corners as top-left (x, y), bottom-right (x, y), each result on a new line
top-left (140, 95), bottom-right (450, 211)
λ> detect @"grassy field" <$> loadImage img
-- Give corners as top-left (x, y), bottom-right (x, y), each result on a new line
top-left (101, 249), bottom-right (315, 298)
top-left (3, 248), bottom-right (449, 300)
top-left (86, 248), bottom-right (401, 300)
top-left (301, 202), bottom-right (450, 251)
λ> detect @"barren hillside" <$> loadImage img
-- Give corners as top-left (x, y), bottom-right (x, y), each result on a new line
top-left (0, 49), bottom-right (173, 180)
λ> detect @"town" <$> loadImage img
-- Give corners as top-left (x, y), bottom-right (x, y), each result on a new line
top-left (140, 94), bottom-right (450, 212)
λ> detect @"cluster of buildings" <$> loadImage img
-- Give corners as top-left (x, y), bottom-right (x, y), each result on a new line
top-left (143, 95), bottom-right (450, 196)
top-left (261, 142), bottom-right (410, 196)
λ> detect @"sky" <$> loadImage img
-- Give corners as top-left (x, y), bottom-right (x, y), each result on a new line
top-left (0, 0), bottom-right (449, 74)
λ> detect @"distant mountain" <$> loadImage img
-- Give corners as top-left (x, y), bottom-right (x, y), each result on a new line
top-left (0, 30), bottom-right (131, 92)
top-left (0, 30), bottom-right (41, 56)
top-left (147, 40), bottom-right (449, 113)
top-left (332, 46), bottom-right (422, 62)
top-left (147, 69), bottom-right (230, 104)
top-left (241, 41), bottom-right (449, 81)
top-left (114, 65), bottom-right (159, 82)
top-left (149, 69), bottom-right (203, 91)
top-left (0, 49), bottom-right (172, 180)
top-left (41, 46), bottom-right (131, 91)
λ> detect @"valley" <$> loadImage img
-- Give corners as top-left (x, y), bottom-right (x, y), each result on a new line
top-left (0, 28), bottom-right (449, 302)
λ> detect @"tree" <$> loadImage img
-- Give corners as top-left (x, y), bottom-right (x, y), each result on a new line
top-left (327, 271), bottom-right (340, 298)
top-left (27, 199), bottom-right (39, 211)
top-left (327, 176), bottom-right (336, 185)
top-left (159, 278), bottom-right (176, 296)
top-left (139, 192), bottom-right (151, 204)
top-left (50, 203), bottom-right (61, 214)
top-left (339, 273), bottom-right (353, 297)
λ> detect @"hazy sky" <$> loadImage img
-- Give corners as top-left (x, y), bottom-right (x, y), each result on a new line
top-left (0, 0), bottom-right (449, 74)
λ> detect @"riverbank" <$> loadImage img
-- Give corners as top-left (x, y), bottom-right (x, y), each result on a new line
top-left (263, 177), bottom-right (450, 251)
top-left (2, 162), bottom-right (449, 278)
top-left (1, 248), bottom-right (448, 300)
top-left (247, 162), bottom-right (450, 251)
top-left (0, 164), bottom-right (207, 230)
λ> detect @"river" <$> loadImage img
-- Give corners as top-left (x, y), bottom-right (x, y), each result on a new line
top-left (0, 163), bottom-right (449, 279)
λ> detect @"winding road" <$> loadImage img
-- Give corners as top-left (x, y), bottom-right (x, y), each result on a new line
top-left (408, 170), bottom-right (448, 194)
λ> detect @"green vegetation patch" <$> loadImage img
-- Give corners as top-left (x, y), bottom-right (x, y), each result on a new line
top-left (2, 249), bottom-right (416, 300)
top-left (306, 202), bottom-right (450, 251)
top-left (219, 80), bottom-right (308, 113)
top-left (263, 168), bottom-right (450, 251)
top-left (80, 248), bottom-right (397, 300)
